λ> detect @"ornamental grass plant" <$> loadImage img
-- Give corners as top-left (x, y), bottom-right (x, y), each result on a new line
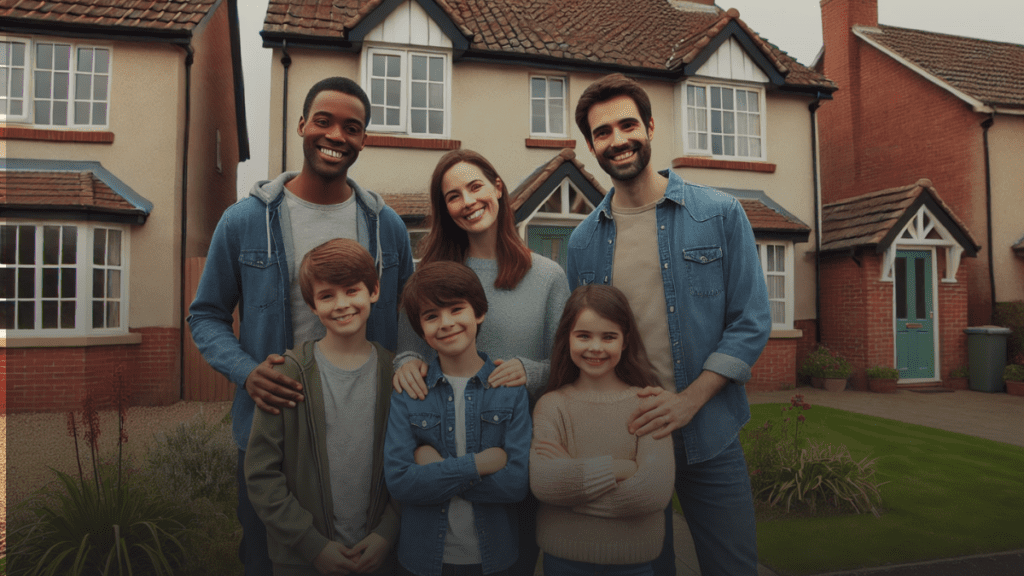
top-left (798, 345), bottom-right (852, 379)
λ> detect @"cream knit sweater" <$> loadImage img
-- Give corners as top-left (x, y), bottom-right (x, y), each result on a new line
top-left (529, 386), bottom-right (675, 564)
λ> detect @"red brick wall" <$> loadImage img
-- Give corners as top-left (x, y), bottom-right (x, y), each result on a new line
top-left (749, 336), bottom-right (797, 392)
top-left (819, 0), bottom-right (992, 324)
top-left (5, 327), bottom-right (179, 414)
top-left (937, 251), bottom-right (970, 380)
top-left (793, 319), bottom-right (819, 384)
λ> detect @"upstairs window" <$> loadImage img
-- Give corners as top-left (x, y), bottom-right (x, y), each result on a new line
top-left (366, 48), bottom-right (449, 137)
top-left (530, 76), bottom-right (566, 137)
top-left (0, 38), bottom-right (109, 127)
top-left (685, 82), bottom-right (764, 160)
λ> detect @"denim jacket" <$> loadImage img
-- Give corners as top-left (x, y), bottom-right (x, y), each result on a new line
top-left (188, 172), bottom-right (414, 449)
top-left (384, 353), bottom-right (531, 576)
top-left (566, 170), bottom-right (770, 464)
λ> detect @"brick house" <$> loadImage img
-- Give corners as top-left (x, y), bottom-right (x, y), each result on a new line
top-left (816, 0), bottom-right (1024, 387)
top-left (258, 0), bottom-right (836, 390)
top-left (1, 0), bottom-right (249, 412)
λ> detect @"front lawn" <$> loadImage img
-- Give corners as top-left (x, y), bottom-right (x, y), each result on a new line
top-left (747, 404), bottom-right (1024, 575)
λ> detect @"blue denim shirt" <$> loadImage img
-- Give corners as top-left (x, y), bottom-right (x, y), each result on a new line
top-left (566, 170), bottom-right (771, 464)
top-left (187, 173), bottom-right (415, 449)
top-left (384, 353), bottom-right (531, 576)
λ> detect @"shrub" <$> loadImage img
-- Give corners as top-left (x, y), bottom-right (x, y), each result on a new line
top-left (866, 366), bottom-right (899, 379)
top-left (143, 417), bottom-right (236, 504)
top-left (994, 301), bottom-right (1024, 364)
top-left (1003, 364), bottom-right (1024, 382)
top-left (950, 365), bottom-right (969, 379)
top-left (799, 345), bottom-right (852, 379)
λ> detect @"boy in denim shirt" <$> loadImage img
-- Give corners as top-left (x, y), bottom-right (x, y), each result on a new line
top-left (385, 261), bottom-right (531, 576)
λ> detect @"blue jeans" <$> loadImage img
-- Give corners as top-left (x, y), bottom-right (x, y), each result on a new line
top-left (237, 449), bottom-right (273, 576)
top-left (543, 554), bottom-right (653, 576)
top-left (652, 435), bottom-right (758, 576)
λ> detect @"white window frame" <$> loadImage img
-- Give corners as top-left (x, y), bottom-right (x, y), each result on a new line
top-left (0, 36), bottom-right (111, 128)
top-left (756, 240), bottom-right (793, 330)
top-left (364, 46), bottom-right (450, 138)
top-left (529, 75), bottom-right (567, 137)
top-left (1, 38), bottom-right (30, 122)
top-left (682, 81), bottom-right (765, 161)
top-left (2, 220), bottom-right (129, 337)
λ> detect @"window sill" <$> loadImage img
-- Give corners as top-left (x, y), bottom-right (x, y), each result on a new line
top-left (525, 138), bottom-right (575, 149)
top-left (672, 157), bottom-right (775, 173)
top-left (364, 135), bottom-right (460, 150)
top-left (0, 126), bottom-right (115, 143)
top-left (2, 333), bottom-right (143, 348)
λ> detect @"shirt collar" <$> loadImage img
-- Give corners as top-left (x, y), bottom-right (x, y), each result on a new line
top-left (597, 168), bottom-right (685, 221)
top-left (425, 351), bottom-right (496, 390)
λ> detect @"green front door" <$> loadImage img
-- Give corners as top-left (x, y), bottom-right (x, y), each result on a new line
top-left (894, 250), bottom-right (935, 379)
top-left (527, 226), bottom-right (574, 270)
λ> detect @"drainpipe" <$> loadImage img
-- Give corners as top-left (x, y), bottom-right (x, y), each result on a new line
top-left (179, 44), bottom-right (194, 400)
top-left (810, 93), bottom-right (824, 343)
top-left (280, 40), bottom-right (291, 173)
top-left (981, 114), bottom-right (996, 322)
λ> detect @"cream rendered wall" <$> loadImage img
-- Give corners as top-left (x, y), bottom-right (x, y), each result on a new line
top-left (9, 38), bottom-right (186, 329)
top-left (989, 116), bottom-right (1024, 303)
top-left (667, 93), bottom-right (819, 323)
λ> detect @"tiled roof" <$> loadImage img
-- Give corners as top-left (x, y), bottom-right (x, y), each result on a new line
top-left (1, 171), bottom-right (145, 215)
top-left (0, 0), bottom-right (218, 33)
top-left (738, 199), bottom-right (808, 236)
top-left (820, 178), bottom-right (978, 253)
top-left (857, 25), bottom-right (1024, 111)
top-left (381, 191), bottom-right (431, 221)
top-left (510, 148), bottom-right (606, 212)
top-left (263, 0), bottom-right (833, 89)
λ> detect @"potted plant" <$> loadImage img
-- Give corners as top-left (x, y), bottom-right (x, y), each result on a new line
top-left (946, 365), bottom-right (969, 390)
top-left (799, 346), bottom-right (852, 392)
top-left (1003, 364), bottom-right (1024, 397)
top-left (866, 365), bottom-right (899, 393)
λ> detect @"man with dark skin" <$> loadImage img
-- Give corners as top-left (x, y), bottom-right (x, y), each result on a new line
top-left (189, 77), bottom-right (413, 575)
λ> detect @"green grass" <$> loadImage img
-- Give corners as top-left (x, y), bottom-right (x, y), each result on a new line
top-left (749, 404), bottom-right (1024, 576)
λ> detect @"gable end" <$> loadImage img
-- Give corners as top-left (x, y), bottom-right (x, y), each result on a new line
top-left (682, 21), bottom-right (786, 86)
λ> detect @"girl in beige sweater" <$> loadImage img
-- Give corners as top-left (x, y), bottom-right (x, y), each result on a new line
top-left (530, 285), bottom-right (675, 576)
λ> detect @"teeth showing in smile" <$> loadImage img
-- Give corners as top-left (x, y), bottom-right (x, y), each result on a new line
top-left (466, 208), bottom-right (485, 222)
top-left (320, 147), bottom-right (343, 159)
top-left (332, 313), bottom-right (353, 322)
top-left (612, 150), bottom-right (635, 161)
top-left (583, 357), bottom-right (607, 365)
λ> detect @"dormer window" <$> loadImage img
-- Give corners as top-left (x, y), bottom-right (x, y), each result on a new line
top-left (366, 47), bottom-right (450, 137)
top-left (684, 81), bottom-right (764, 160)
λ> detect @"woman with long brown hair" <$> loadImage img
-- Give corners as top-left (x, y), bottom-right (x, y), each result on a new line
top-left (394, 149), bottom-right (570, 575)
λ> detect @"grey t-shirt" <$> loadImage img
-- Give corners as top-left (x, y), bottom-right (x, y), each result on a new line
top-left (442, 373), bottom-right (482, 564)
top-left (286, 189), bottom-right (357, 345)
top-left (314, 343), bottom-right (378, 547)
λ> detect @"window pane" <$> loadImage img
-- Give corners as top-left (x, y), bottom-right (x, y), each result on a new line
top-left (75, 101), bottom-right (89, 124)
top-left (411, 109), bottom-right (426, 133)
top-left (77, 47), bottom-right (93, 72)
top-left (107, 230), bottom-right (120, 265)
top-left (370, 78), bottom-right (384, 105)
top-left (766, 244), bottom-right (775, 271)
top-left (17, 268), bottom-right (33, 298)
top-left (385, 107), bottom-right (399, 125)
top-left (61, 268), bottom-right (76, 298)
top-left (722, 88), bottom-right (733, 109)
top-left (775, 246), bottom-right (785, 271)
top-left (107, 269), bottom-right (120, 298)
top-left (1, 302), bottom-right (13, 329)
top-left (724, 135), bottom-right (734, 156)
top-left (54, 45), bottom-right (70, 70)
top-left (18, 301), bottom-right (34, 329)
top-left (712, 134), bottom-right (722, 155)
top-left (18, 226), bottom-right (34, 264)
top-left (93, 301), bottom-right (104, 328)
top-left (370, 105), bottom-right (383, 125)
top-left (549, 101), bottom-right (563, 133)
top-left (531, 77), bottom-right (545, 98)
top-left (428, 83), bottom-right (442, 109)
top-left (53, 101), bottom-right (68, 125)
top-left (385, 55), bottom-right (400, 76)
top-left (94, 49), bottom-right (109, 74)
top-left (428, 110), bottom-right (442, 134)
top-left (93, 76), bottom-right (107, 100)
top-left (738, 138), bottom-right (748, 158)
top-left (428, 56), bottom-right (443, 82)
top-left (549, 78), bottom-right (563, 98)
top-left (0, 268), bottom-right (13, 298)
top-left (12, 41), bottom-right (24, 65)
top-left (43, 226), bottom-right (60, 265)
top-left (736, 90), bottom-right (746, 111)
top-left (93, 269), bottom-right (104, 298)
top-left (93, 102), bottom-right (106, 125)
top-left (37, 43), bottom-right (52, 69)
top-left (61, 300), bottom-right (75, 328)
top-left (35, 100), bottom-right (50, 124)
top-left (75, 73), bottom-right (90, 100)
top-left (42, 300), bottom-right (58, 328)
top-left (748, 92), bottom-right (759, 112)
top-left (915, 258), bottom-right (926, 319)
top-left (895, 258), bottom-right (907, 319)
top-left (386, 79), bottom-right (400, 107)
top-left (372, 54), bottom-right (385, 77)
top-left (749, 138), bottom-right (761, 158)
top-left (769, 276), bottom-right (784, 299)
top-left (10, 97), bottom-right (21, 115)
top-left (43, 268), bottom-right (59, 298)
top-left (411, 82), bottom-right (426, 108)
top-left (94, 228), bottom-right (106, 264)
top-left (63, 226), bottom-right (77, 264)
top-left (771, 301), bottom-right (785, 324)
top-left (531, 100), bottom-right (545, 133)
top-left (723, 111), bottom-right (734, 134)
top-left (711, 110), bottom-right (721, 133)
top-left (2, 226), bottom-right (16, 264)
top-left (710, 86), bottom-right (720, 108)
top-left (106, 301), bottom-right (119, 328)
top-left (54, 72), bottom-right (69, 99)
top-left (411, 55), bottom-right (426, 81)
top-left (35, 70), bottom-right (50, 98)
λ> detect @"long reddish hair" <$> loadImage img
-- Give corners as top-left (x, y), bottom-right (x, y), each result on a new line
top-left (544, 284), bottom-right (659, 394)
top-left (419, 150), bottom-right (532, 290)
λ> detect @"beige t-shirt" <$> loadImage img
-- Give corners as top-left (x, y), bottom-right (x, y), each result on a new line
top-left (611, 201), bottom-right (675, 391)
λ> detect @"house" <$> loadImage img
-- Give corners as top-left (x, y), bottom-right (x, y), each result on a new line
top-left (259, 0), bottom-right (836, 390)
top-left (1, 0), bottom-right (250, 413)
top-left (816, 0), bottom-right (1024, 387)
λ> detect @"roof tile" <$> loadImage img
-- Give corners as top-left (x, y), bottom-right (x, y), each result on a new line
top-left (0, 170), bottom-right (143, 214)
top-left (0, 0), bottom-right (218, 32)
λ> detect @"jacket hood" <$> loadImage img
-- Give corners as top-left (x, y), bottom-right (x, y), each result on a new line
top-left (249, 171), bottom-right (386, 215)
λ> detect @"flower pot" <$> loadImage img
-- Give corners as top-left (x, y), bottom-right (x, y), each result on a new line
top-left (812, 377), bottom-right (848, 392)
top-left (868, 378), bottom-right (897, 393)
top-left (944, 377), bottom-right (969, 390)
top-left (1006, 380), bottom-right (1024, 397)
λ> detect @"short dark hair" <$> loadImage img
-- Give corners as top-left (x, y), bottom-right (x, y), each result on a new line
top-left (574, 73), bottom-right (653, 147)
top-left (298, 238), bottom-right (379, 309)
top-left (401, 261), bottom-right (488, 339)
top-left (302, 77), bottom-right (371, 126)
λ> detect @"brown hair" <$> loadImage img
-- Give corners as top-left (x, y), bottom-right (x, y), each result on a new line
top-left (544, 284), bottom-right (659, 394)
top-left (574, 73), bottom-right (653, 148)
top-left (298, 238), bottom-right (379, 308)
top-left (400, 261), bottom-right (489, 339)
top-left (419, 149), bottom-right (533, 290)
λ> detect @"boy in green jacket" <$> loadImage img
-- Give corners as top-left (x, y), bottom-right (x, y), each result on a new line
top-left (246, 238), bottom-right (398, 575)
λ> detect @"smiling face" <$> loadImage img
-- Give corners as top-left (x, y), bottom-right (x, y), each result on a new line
top-left (569, 307), bottom-right (625, 385)
top-left (310, 279), bottom-right (379, 342)
top-left (297, 90), bottom-right (368, 183)
top-left (441, 162), bottom-right (503, 239)
top-left (419, 299), bottom-right (484, 364)
top-left (586, 94), bottom-right (654, 183)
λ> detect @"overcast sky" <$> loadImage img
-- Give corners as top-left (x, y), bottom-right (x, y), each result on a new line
top-left (234, 0), bottom-right (1023, 199)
